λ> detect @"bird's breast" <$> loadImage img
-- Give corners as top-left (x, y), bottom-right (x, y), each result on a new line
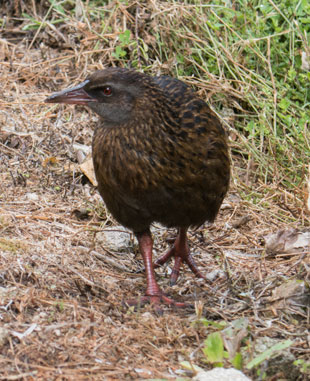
top-left (92, 124), bottom-right (160, 193)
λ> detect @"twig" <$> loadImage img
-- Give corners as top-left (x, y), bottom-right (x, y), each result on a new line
top-left (135, 5), bottom-right (141, 68)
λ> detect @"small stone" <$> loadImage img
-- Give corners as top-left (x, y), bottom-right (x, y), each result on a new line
top-left (96, 226), bottom-right (133, 252)
top-left (26, 192), bottom-right (39, 201)
top-left (54, 329), bottom-right (61, 336)
top-left (193, 368), bottom-right (251, 381)
top-left (205, 269), bottom-right (224, 282)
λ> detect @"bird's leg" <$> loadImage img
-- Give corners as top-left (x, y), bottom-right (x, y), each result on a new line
top-left (154, 227), bottom-right (205, 285)
top-left (125, 230), bottom-right (186, 308)
top-left (138, 230), bottom-right (161, 298)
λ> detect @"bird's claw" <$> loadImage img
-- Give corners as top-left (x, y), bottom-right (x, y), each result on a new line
top-left (124, 293), bottom-right (190, 313)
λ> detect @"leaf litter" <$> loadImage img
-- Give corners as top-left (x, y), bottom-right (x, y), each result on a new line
top-left (0, 1), bottom-right (309, 380)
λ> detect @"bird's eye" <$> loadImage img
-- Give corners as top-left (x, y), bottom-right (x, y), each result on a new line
top-left (102, 86), bottom-right (112, 96)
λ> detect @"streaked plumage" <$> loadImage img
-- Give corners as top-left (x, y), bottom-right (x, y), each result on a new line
top-left (45, 67), bottom-right (230, 308)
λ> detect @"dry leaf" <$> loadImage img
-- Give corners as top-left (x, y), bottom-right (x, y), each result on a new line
top-left (42, 156), bottom-right (58, 167)
top-left (268, 280), bottom-right (310, 317)
top-left (264, 228), bottom-right (310, 254)
top-left (79, 156), bottom-right (98, 186)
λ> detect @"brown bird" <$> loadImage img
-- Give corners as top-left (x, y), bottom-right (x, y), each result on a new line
top-left (45, 67), bottom-right (230, 308)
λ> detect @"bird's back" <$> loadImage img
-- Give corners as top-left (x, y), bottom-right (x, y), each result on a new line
top-left (153, 75), bottom-right (193, 101)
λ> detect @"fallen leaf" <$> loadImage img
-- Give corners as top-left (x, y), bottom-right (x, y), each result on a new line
top-left (264, 228), bottom-right (310, 254)
top-left (42, 156), bottom-right (58, 167)
top-left (80, 156), bottom-right (98, 186)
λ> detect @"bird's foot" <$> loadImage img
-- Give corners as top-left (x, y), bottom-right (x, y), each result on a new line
top-left (124, 291), bottom-right (189, 312)
top-left (130, 230), bottom-right (193, 313)
top-left (172, 253), bottom-right (206, 285)
top-left (154, 230), bottom-right (206, 285)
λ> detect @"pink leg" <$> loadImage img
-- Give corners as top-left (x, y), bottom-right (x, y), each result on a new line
top-left (125, 230), bottom-right (187, 309)
top-left (154, 228), bottom-right (205, 285)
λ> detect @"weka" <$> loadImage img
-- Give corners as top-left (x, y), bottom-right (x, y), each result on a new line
top-left (45, 67), bottom-right (230, 307)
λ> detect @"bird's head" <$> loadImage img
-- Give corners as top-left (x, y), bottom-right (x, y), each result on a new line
top-left (45, 68), bottom-right (152, 125)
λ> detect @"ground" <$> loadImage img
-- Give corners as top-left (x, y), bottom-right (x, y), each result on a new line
top-left (0, 1), bottom-right (309, 380)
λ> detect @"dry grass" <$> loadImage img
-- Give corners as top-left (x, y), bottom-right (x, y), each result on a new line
top-left (0, 1), bottom-right (309, 380)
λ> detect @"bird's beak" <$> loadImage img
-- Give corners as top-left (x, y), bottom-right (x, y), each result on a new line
top-left (44, 80), bottom-right (98, 105)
